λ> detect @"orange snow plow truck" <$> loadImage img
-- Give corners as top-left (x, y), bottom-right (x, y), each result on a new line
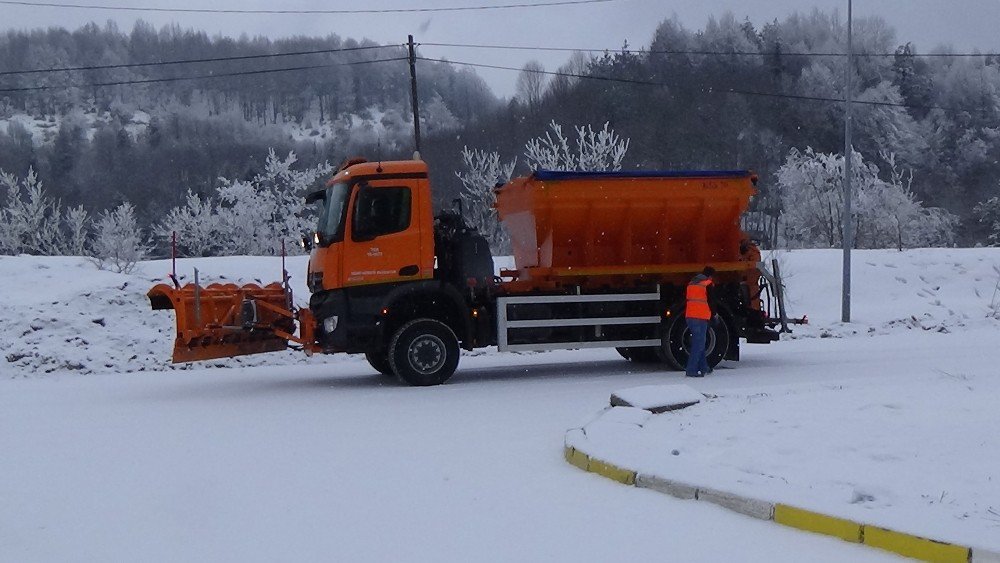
top-left (149, 157), bottom-right (796, 385)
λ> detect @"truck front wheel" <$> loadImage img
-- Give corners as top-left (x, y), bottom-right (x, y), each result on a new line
top-left (364, 349), bottom-right (393, 376)
top-left (389, 319), bottom-right (460, 386)
top-left (660, 313), bottom-right (731, 371)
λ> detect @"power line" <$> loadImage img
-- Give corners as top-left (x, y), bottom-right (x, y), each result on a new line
top-left (423, 41), bottom-right (839, 57)
top-left (420, 41), bottom-right (1000, 59)
top-left (0, 57), bottom-right (407, 93)
top-left (415, 56), bottom-right (978, 115)
top-left (5, 39), bottom-right (997, 81)
top-left (0, 44), bottom-right (984, 115)
top-left (0, 44), bottom-right (402, 77)
top-left (0, 0), bottom-right (619, 14)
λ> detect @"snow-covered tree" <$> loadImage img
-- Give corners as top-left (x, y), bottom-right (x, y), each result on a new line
top-left (455, 147), bottom-right (517, 253)
top-left (160, 191), bottom-right (221, 256)
top-left (777, 148), bottom-right (856, 248)
top-left (91, 202), bottom-right (149, 274)
top-left (421, 94), bottom-right (461, 135)
top-left (214, 178), bottom-right (280, 256)
top-left (777, 147), bottom-right (956, 249)
top-left (63, 205), bottom-right (90, 256)
top-left (852, 81), bottom-right (928, 167)
top-left (524, 120), bottom-right (629, 172)
top-left (973, 196), bottom-right (1000, 246)
top-left (0, 167), bottom-right (69, 255)
top-left (160, 149), bottom-right (332, 256)
top-left (871, 151), bottom-right (957, 249)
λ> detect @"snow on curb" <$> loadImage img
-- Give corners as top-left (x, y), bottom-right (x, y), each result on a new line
top-left (972, 550), bottom-right (1000, 563)
top-left (564, 403), bottom-right (992, 563)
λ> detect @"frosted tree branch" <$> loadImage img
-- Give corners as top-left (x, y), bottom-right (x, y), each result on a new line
top-left (455, 146), bottom-right (516, 253)
top-left (524, 120), bottom-right (630, 172)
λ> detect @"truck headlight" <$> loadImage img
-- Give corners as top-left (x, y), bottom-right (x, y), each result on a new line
top-left (323, 316), bottom-right (339, 333)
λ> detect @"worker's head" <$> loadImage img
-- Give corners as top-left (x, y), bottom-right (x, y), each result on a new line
top-left (702, 266), bottom-right (716, 278)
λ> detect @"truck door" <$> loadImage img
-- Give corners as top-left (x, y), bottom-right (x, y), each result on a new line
top-left (341, 181), bottom-right (428, 287)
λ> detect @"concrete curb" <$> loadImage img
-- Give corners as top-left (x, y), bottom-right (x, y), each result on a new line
top-left (564, 441), bottom-right (990, 562)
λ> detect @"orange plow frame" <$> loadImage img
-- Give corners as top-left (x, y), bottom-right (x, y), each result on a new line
top-left (148, 281), bottom-right (319, 363)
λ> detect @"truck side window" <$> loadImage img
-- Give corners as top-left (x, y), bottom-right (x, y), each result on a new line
top-left (352, 186), bottom-right (412, 240)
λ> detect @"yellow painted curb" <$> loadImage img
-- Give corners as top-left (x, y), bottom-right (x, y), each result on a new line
top-left (563, 439), bottom-right (979, 562)
top-left (863, 525), bottom-right (970, 563)
top-left (565, 446), bottom-right (590, 471)
top-left (588, 458), bottom-right (636, 485)
top-left (773, 504), bottom-right (862, 543)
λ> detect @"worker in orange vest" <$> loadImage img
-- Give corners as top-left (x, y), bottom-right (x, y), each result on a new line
top-left (685, 266), bottom-right (716, 377)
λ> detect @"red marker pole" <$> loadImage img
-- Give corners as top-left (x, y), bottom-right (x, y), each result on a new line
top-left (172, 231), bottom-right (177, 278)
top-left (281, 240), bottom-right (292, 310)
top-left (170, 231), bottom-right (180, 288)
top-left (281, 240), bottom-right (286, 281)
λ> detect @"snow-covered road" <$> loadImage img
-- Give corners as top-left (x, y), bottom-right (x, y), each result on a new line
top-left (1, 342), bottom-right (909, 563)
top-left (6, 248), bottom-right (1000, 561)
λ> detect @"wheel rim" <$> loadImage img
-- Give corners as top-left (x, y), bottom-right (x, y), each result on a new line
top-left (408, 334), bottom-right (446, 374)
top-left (681, 326), bottom-right (716, 355)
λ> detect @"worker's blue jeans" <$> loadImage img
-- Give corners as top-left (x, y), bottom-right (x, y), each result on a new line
top-left (685, 318), bottom-right (710, 376)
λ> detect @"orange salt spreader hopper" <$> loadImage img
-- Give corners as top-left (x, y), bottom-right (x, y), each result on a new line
top-left (495, 168), bottom-right (761, 290)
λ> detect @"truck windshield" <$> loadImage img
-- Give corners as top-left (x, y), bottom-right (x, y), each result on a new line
top-left (316, 182), bottom-right (351, 245)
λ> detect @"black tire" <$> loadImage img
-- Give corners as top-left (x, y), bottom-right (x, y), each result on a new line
top-left (364, 349), bottom-right (393, 376)
top-left (660, 313), bottom-right (731, 371)
top-left (617, 346), bottom-right (662, 363)
top-left (389, 319), bottom-right (460, 386)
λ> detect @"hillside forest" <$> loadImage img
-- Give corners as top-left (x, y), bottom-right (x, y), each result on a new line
top-left (2, 10), bottom-right (1000, 256)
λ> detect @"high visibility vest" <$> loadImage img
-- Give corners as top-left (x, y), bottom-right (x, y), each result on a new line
top-left (686, 277), bottom-right (713, 320)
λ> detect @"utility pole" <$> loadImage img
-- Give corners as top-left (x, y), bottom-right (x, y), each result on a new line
top-left (842, 0), bottom-right (854, 323)
top-left (407, 34), bottom-right (422, 157)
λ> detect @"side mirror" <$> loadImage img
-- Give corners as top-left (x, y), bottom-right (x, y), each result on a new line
top-left (300, 231), bottom-right (315, 251)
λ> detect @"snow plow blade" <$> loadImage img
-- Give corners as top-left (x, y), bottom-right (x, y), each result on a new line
top-left (148, 282), bottom-right (297, 363)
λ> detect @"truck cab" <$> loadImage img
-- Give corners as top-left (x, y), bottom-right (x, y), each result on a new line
top-left (306, 158), bottom-right (435, 294)
top-left (305, 158), bottom-right (487, 385)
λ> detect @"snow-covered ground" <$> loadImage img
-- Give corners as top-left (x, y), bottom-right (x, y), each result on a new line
top-left (2, 248), bottom-right (999, 561)
top-left (564, 248), bottom-right (1000, 555)
top-left (575, 332), bottom-right (1000, 552)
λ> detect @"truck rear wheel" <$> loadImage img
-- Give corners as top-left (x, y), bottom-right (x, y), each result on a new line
top-left (660, 313), bottom-right (731, 371)
top-left (364, 349), bottom-right (393, 376)
top-left (389, 319), bottom-right (460, 386)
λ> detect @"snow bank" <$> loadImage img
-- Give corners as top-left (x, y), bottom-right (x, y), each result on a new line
top-left (2, 248), bottom-right (1000, 378)
top-left (778, 248), bottom-right (1000, 336)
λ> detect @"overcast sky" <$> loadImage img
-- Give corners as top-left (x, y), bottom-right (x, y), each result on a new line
top-left (3, 0), bottom-right (999, 98)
